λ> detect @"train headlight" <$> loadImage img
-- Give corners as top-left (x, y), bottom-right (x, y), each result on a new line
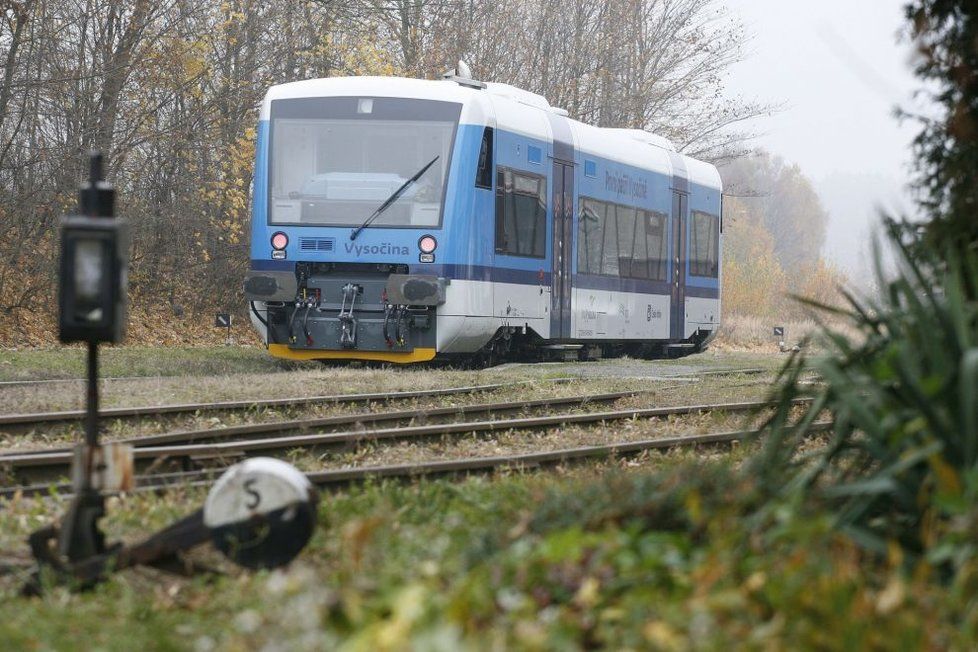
top-left (271, 232), bottom-right (289, 250)
top-left (418, 235), bottom-right (437, 254)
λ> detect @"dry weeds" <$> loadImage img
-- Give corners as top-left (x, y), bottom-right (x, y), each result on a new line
top-left (712, 313), bottom-right (860, 352)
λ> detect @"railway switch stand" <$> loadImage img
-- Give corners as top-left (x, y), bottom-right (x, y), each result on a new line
top-left (25, 154), bottom-right (317, 594)
top-left (24, 457), bottom-right (317, 594)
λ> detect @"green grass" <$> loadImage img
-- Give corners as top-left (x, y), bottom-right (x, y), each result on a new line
top-left (0, 345), bottom-right (291, 382)
top-left (1, 462), bottom-right (973, 649)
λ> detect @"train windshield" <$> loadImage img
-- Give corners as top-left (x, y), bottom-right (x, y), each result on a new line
top-left (268, 97), bottom-right (461, 227)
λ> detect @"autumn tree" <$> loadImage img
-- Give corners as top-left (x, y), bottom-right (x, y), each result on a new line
top-left (720, 151), bottom-right (844, 318)
top-left (903, 0), bottom-right (978, 257)
top-left (721, 200), bottom-right (786, 317)
top-left (721, 151), bottom-right (829, 275)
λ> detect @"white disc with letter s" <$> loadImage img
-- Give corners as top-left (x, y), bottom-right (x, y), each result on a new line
top-left (204, 457), bottom-right (317, 569)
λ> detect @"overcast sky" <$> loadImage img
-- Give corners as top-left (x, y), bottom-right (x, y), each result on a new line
top-left (723, 0), bottom-right (924, 276)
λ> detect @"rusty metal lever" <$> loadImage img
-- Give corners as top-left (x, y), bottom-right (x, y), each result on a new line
top-left (24, 508), bottom-right (210, 595)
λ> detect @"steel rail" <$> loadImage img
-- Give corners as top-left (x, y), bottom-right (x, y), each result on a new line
top-left (0, 375), bottom-right (188, 388)
top-left (0, 421), bottom-right (833, 500)
top-left (0, 389), bottom-right (651, 455)
top-left (695, 367), bottom-right (766, 377)
top-left (303, 420), bottom-right (833, 486)
top-left (0, 398), bottom-right (811, 477)
top-left (0, 366), bottom-right (767, 388)
top-left (0, 380), bottom-right (566, 427)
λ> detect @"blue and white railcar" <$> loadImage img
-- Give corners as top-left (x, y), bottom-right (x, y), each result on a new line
top-left (245, 73), bottom-right (721, 364)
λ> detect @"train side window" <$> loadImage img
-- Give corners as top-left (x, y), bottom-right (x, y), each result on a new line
top-left (475, 127), bottom-right (493, 189)
top-left (578, 197), bottom-right (671, 280)
top-left (495, 167), bottom-right (547, 258)
top-left (600, 204), bottom-right (620, 276)
top-left (616, 206), bottom-right (637, 278)
top-left (632, 211), bottom-right (649, 279)
top-left (690, 211), bottom-right (719, 277)
top-left (646, 212), bottom-right (668, 281)
top-left (578, 198), bottom-right (604, 274)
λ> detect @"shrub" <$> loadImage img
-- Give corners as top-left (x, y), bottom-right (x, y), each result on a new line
top-left (755, 219), bottom-right (978, 568)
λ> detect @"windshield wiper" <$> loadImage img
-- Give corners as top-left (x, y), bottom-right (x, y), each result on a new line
top-left (349, 155), bottom-right (440, 241)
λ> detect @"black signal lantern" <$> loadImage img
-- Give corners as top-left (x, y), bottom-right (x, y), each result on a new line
top-left (58, 154), bottom-right (128, 344)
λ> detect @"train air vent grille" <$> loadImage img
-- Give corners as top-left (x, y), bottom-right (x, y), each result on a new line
top-left (299, 238), bottom-right (335, 252)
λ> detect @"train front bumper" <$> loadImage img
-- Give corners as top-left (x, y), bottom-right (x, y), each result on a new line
top-left (246, 270), bottom-right (446, 362)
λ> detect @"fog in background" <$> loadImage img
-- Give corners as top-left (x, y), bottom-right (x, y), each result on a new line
top-left (725, 0), bottom-right (923, 281)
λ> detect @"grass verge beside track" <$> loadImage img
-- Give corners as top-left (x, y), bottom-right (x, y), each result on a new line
top-left (0, 345), bottom-right (284, 382)
top-left (10, 350), bottom-right (935, 649)
top-left (0, 454), bottom-right (963, 649)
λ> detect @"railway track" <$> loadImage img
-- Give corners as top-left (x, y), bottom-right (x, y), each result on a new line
top-left (0, 366), bottom-right (767, 389)
top-left (0, 397), bottom-right (810, 487)
top-left (0, 380), bottom-right (567, 428)
top-left (0, 389), bottom-right (651, 454)
top-left (0, 420), bottom-right (832, 500)
top-left (0, 368), bottom-right (775, 430)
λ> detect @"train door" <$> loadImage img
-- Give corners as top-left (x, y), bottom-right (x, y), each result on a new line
top-left (551, 162), bottom-right (574, 339)
top-left (670, 191), bottom-right (688, 341)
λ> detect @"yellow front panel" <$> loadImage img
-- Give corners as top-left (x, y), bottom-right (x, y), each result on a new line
top-left (267, 344), bottom-right (437, 364)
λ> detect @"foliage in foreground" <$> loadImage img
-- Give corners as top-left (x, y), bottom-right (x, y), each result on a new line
top-left (759, 220), bottom-right (978, 570)
top-left (1, 464), bottom-right (974, 650)
top-left (905, 0), bottom-right (978, 255)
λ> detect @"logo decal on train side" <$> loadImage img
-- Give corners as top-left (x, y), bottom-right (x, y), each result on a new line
top-left (344, 242), bottom-right (411, 256)
top-left (605, 171), bottom-right (648, 199)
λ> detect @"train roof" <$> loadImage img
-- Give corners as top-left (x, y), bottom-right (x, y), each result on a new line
top-left (261, 76), bottom-right (721, 192)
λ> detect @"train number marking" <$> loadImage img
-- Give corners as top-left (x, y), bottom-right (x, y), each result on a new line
top-left (244, 478), bottom-right (261, 509)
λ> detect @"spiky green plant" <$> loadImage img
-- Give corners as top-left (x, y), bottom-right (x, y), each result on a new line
top-left (754, 219), bottom-right (978, 565)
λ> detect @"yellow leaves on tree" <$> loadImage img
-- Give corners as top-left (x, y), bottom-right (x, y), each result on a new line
top-left (722, 209), bottom-right (786, 318)
top-left (197, 125), bottom-right (254, 250)
top-left (326, 31), bottom-right (405, 78)
top-left (722, 196), bottom-right (846, 319)
top-left (797, 259), bottom-right (847, 311)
